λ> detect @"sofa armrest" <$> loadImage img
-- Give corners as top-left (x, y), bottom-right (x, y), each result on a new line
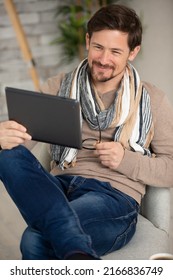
top-left (140, 186), bottom-right (170, 233)
top-left (31, 142), bottom-right (51, 172)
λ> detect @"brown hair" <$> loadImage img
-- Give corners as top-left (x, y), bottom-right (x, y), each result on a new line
top-left (87, 4), bottom-right (142, 51)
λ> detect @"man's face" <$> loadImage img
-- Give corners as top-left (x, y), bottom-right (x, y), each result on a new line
top-left (86, 30), bottom-right (140, 85)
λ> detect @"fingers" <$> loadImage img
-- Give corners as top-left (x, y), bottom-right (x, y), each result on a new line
top-left (94, 141), bottom-right (125, 169)
top-left (94, 141), bottom-right (113, 155)
top-left (1, 120), bottom-right (26, 130)
top-left (4, 127), bottom-right (32, 140)
top-left (94, 143), bottom-right (113, 167)
top-left (0, 120), bottom-right (32, 150)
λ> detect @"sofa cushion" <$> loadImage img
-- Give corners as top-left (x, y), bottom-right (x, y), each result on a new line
top-left (102, 214), bottom-right (169, 260)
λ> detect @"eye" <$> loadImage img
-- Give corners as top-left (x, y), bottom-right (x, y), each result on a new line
top-left (95, 45), bottom-right (102, 50)
top-left (112, 50), bottom-right (121, 55)
top-left (93, 44), bottom-right (103, 50)
top-left (112, 49), bottom-right (122, 55)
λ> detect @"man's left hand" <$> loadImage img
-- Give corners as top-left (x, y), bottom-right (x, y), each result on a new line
top-left (94, 141), bottom-right (125, 170)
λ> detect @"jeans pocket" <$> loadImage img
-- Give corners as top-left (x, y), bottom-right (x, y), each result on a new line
top-left (67, 176), bottom-right (87, 194)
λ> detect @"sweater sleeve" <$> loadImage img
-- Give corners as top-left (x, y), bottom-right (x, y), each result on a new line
top-left (40, 73), bottom-right (65, 95)
top-left (116, 86), bottom-right (173, 188)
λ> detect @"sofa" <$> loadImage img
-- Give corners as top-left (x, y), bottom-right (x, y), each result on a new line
top-left (0, 142), bottom-right (172, 259)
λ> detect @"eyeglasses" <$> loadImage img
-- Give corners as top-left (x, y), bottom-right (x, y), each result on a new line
top-left (82, 115), bottom-right (102, 150)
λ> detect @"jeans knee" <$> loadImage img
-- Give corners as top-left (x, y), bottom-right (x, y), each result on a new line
top-left (0, 145), bottom-right (32, 179)
top-left (20, 227), bottom-right (55, 260)
top-left (20, 227), bottom-right (42, 260)
top-left (0, 145), bottom-right (23, 166)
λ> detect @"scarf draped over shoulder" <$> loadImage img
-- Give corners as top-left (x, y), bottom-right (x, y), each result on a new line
top-left (50, 59), bottom-right (154, 170)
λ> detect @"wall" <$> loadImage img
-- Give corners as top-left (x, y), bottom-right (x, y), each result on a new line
top-left (0, 0), bottom-right (76, 121)
top-left (129, 0), bottom-right (173, 103)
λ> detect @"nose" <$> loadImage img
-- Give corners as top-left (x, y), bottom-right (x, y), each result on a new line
top-left (99, 50), bottom-right (110, 65)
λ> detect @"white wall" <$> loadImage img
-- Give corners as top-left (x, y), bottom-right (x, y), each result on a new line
top-left (129, 0), bottom-right (173, 103)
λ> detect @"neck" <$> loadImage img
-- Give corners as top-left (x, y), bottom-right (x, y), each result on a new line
top-left (93, 81), bottom-right (119, 95)
top-left (91, 71), bottom-right (125, 95)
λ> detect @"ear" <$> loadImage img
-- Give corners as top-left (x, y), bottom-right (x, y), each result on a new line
top-left (85, 33), bottom-right (90, 50)
top-left (128, 46), bottom-right (141, 61)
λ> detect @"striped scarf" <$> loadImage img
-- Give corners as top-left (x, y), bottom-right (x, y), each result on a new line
top-left (50, 59), bottom-right (154, 170)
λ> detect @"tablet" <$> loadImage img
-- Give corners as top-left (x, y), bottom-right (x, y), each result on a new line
top-left (5, 87), bottom-right (82, 149)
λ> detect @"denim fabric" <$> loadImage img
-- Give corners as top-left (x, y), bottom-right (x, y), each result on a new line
top-left (0, 145), bottom-right (139, 259)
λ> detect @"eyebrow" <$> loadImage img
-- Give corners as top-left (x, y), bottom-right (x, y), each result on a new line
top-left (91, 42), bottom-right (124, 53)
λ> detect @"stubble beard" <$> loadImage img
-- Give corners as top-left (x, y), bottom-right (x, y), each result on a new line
top-left (90, 61), bottom-right (116, 83)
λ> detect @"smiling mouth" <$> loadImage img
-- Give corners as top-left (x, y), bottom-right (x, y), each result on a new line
top-left (93, 61), bottom-right (113, 70)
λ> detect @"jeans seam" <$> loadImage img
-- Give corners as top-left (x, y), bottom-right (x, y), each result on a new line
top-left (82, 208), bottom-right (138, 227)
top-left (106, 182), bottom-right (139, 212)
top-left (68, 176), bottom-right (87, 194)
top-left (103, 218), bottom-right (137, 255)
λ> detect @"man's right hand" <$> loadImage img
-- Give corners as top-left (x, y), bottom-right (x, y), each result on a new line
top-left (0, 120), bottom-right (32, 150)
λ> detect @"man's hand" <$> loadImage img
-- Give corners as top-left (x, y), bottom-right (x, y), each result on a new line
top-left (94, 141), bottom-right (125, 170)
top-left (0, 120), bottom-right (32, 150)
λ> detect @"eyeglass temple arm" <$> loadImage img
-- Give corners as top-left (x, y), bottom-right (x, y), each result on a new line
top-left (96, 115), bottom-right (102, 143)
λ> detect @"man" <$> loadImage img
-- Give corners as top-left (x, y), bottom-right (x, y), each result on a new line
top-left (0, 4), bottom-right (173, 260)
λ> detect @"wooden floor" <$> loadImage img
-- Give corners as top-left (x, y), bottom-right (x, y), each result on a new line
top-left (0, 182), bottom-right (173, 260)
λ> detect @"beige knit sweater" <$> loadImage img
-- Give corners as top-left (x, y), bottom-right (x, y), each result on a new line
top-left (41, 74), bottom-right (173, 204)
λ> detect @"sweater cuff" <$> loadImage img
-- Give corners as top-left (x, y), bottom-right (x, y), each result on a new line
top-left (116, 149), bottom-right (141, 180)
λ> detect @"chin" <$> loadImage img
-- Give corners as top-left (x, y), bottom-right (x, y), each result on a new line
top-left (96, 75), bottom-right (114, 83)
top-left (93, 70), bottom-right (114, 83)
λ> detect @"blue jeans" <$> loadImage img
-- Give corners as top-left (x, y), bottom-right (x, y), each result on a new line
top-left (0, 145), bottom-right (139, 259)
